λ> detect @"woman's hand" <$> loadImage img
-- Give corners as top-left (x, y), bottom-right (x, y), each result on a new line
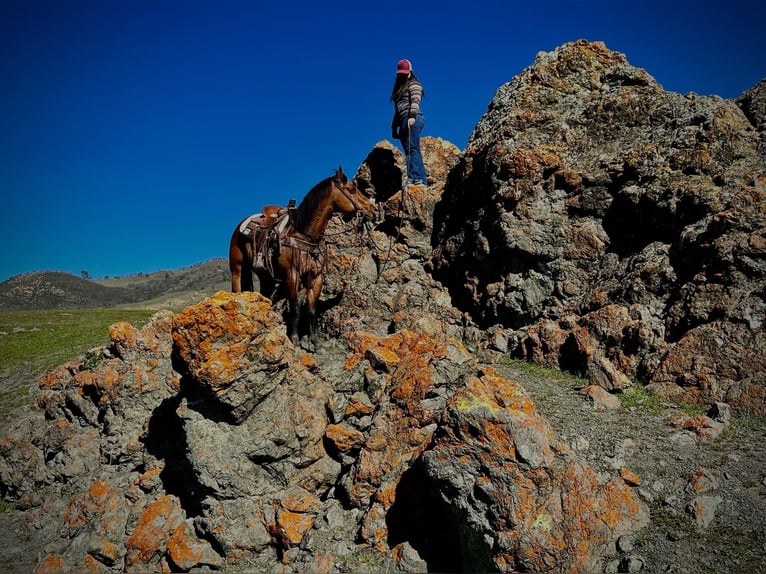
top-left (408, 117), bottom-right (415, 128)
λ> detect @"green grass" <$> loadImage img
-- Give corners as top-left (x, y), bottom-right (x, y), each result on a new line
top-left (618, 382), bottom-right (668, 414)
top-left (500, 357), bottom-right (588, 386)
top-left (0, 309), bottom-right (155, 375)
top-left (0, 309), bottom-right (155, 425)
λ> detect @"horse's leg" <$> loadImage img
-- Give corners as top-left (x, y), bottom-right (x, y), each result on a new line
top-left (229, 230), bottom-right (243, 293)
top-left (231, 266), bottom-right (242, 293)
top-left (286, 266), bottom-right (301, 345)
top-left (240, 235), bottom-right (256, 292)
top-left (254, 269), bottom-right (273, 298)
top-left (306, 273), bottom-right (323, 351)
top-left (241, 256), bottom-right (255, 292)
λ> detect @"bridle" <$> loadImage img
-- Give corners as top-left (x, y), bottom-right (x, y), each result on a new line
top-left (330, 178), bottom-right (376, 221)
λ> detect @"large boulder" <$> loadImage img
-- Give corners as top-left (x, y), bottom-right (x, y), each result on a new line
top-left (431, 40), bottom-right (766, 413)
top-left (421, 367), bottom-right (648, 573)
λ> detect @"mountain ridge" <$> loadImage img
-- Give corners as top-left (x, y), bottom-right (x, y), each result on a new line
top-left (0, 258), bottom-right (230, 311)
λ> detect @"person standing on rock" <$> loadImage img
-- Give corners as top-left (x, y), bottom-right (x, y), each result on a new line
top-left (390, 58), bottom-right (428, 186)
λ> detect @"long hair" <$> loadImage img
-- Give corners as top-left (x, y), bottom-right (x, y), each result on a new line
top-left (390, 73), bottom-right (424, 101)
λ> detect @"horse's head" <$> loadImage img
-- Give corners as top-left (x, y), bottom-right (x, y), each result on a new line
top-left (331, 166), bottom-right (376, 223)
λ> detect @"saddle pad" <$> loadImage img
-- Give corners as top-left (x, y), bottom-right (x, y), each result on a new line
top-left (239, 214), bottom-right (263, 234)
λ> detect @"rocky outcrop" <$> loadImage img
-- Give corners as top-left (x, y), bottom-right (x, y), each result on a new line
top-left (0, 291), bottom-right (647, 572)
top-left (431, 40), bottom-right (766, 414)
top-left (2, 39), bottom-right (764, 574)
top-left (421, 367), bottom-right (647, 573)
top-left (322, 137), bottom-right (468, 341)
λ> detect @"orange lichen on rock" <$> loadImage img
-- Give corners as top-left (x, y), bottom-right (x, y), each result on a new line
top-left (34, 555), bottom-right (68, 574)
top-left (138, 467), bottom-right (163, 491)
top-left (300, 352), bottom-right (319, 371)
top-left (359, 503), bottom-right (389, 551)
top-left (423, 364), bottom-right (648, 573)
top-left (38, 362), bottom-right (77, 390)
top-left (125, 495), bottom-right (185, 570)
top-left (307, 551), bottom-right (334, 573)
top-left (275, 510), bottom-right (314, 546)
top-left (326, 423), bottom-right (365, 454)
top-left (108, 321), bottom-right (139, 357)
top-left (171, 291), bottom-right (290, 392)
top-left (345, 394), bottom-right (375, 417)
top-left (453, 367), bottom-right (542, 424)
top-left (71, 367), bottom-right (121, 403)
top-left (63, 480), bottom-right (120, 530)
top-left (166, 522), bottom-right (222, 571)
top-left (343, 331), bottom-right (393, 370)
top-left (620, 468), bottom-right (641, 486)
top-left (266, 489), bottom-right (321, 548)
top-left (501, 148), bottom-right (563, 179)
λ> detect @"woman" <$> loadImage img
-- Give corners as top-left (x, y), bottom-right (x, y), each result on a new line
top-left (390, 58), bottom-right (428, 185)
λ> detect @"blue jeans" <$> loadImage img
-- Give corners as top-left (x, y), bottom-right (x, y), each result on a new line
top-left (398, 113), bottom-right (427, 183)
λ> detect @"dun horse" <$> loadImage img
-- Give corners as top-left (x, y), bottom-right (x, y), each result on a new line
top-left (229, 167), bottom-right (376, 349)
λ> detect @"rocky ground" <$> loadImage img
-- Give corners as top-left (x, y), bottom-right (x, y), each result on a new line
top-left (1, 336), bottom-right (765, 573)
top-left (488, 354), bottom-right (766, 574)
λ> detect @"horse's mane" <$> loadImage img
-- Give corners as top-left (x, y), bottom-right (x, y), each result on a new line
top-left (293, 175), bottom-right (336, 231)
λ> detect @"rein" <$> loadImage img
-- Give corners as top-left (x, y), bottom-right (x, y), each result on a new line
top-left (292, 179), bottom-right (372, 242)
top-left (374, 185), bottom-right (407, 283)
top-left (373, 116), bottom-right (415, 280)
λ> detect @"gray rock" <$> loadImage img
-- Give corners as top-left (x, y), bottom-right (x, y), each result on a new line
top-left (431, 40), bottom-right (766, 415)
top-left (617, 534), bottom-right (636, 553)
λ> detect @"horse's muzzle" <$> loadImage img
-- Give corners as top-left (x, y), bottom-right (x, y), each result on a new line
top-left (345, 208), bottom-right (375, 225)
top-left (361, 208), bottom-right (376, 223)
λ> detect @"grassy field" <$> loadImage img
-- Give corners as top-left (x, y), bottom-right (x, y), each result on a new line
top-left (0, 309), bottom-right (156, 425)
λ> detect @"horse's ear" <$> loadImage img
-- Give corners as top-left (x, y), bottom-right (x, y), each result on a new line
top-left (336, 166), bottom-right (347, 182)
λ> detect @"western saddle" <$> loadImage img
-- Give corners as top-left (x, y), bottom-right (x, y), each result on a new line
top-left (239, 200), bottom-right (295, 274)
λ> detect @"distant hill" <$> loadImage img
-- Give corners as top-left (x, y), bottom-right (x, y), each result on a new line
top-left (0, 259), bottom-right (230, 311)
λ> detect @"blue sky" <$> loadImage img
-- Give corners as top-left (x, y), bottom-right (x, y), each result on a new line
top-left (1, 0), bottom-right (764, 282)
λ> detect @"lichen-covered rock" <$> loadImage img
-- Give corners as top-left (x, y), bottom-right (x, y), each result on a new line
top-left (421, 366), bottom-right (648, 573)
top-left (322, 137), bottom-right (466, 342)
top-left (1, 290), bottom-right (654, 573)
top-left (338, 331), bottom-right (474, 549)
top-left (737, 78), bottom-right (766, 132)
top-left (124, 495), bottom-right (185, 571)
top-left (172, 291), bottom-right (291, 421)
top-left (432, 40), bottom-right (766, 413)
top-left (649, 320), bottom-right (766, 410)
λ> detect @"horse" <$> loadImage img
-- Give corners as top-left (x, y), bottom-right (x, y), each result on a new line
top-left (229, 167), bottom-right (376, 349)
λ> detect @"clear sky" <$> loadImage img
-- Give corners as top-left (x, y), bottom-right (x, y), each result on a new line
top-left (1, 0), bottom-right (764, 282)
